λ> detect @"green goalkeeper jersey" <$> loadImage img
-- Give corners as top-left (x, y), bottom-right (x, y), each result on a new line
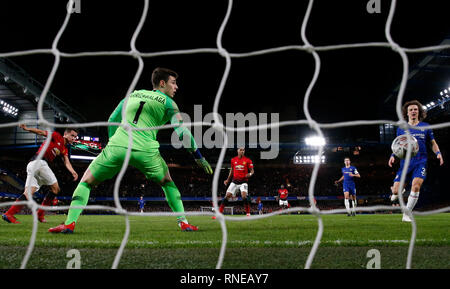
top-left (107, 89), bottom-right (197, 152)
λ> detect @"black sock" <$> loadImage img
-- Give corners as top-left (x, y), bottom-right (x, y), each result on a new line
top-left (42, 191), bottom-right (57, 206)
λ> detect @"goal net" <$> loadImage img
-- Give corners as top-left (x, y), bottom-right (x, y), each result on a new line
top-left (0, 0), bottom-right (449, 270)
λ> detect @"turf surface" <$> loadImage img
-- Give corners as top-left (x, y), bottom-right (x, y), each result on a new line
top-left (0, 213), bottom-right (448, 269)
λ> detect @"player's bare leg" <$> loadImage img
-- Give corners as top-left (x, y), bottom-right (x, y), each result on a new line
top-left (391, 182), bottom-right (400, 200)
top-left (408, 177), bottom-right (423, 210)
top-left (390, 182), bottom-right (406, 203)
top-left (2, 186), bottom-right (38, 224)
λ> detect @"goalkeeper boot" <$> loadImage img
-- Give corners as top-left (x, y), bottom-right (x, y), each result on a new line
top-left (2, 213), bottom-right (20, 224)
top-left (180, 222), bottom-right (198, 232)
top-left (48, 222), bottom-right (75, 234)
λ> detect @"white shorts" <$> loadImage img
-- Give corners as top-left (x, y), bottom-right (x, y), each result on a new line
top-left (226, 182), bottom-right (248, 197)
top-left (279, 199), bottom-right (288, 206)
top-left (25, 160), bottom-right (57, 191)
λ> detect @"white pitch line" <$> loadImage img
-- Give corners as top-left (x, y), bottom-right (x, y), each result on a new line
top-left (5, 238), bottom-right (445, 247)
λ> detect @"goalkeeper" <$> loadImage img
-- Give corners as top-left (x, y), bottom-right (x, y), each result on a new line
top-left (49, 67), bottom-right (213, 233)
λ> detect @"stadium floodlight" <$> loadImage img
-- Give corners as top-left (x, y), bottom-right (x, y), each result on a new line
top-left (422, 105), bottom-right (427, 110)
top-left (1, 99), bottom-right (19, 117)
top-left (305, 136), bottom-right (326, 147)
top-left (441, 91), bottom-right (444, 96)
top-left (293, 153), bottom-right (326, 164)
top-left (430, 101), bottom-right (435, 105)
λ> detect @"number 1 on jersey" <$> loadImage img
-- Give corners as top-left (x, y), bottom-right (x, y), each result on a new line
top-left (133, 101), bottom-right (146, 124)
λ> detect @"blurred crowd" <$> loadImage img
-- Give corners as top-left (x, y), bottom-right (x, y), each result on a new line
top-left (1, 157), bottom-right (395, 199)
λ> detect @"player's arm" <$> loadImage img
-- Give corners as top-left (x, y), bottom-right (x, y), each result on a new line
top-left (350, 169), bottom-right (361, 178)
top-left (430, 139), bottom-right (444, 166)
top-left (389, 128), bottom-right (402, 167)
top-left (245, 159), bottom-right (254, 178)
top-left (246, 167), bottom-right (254, 178)
top-left (388, 153), bottom-right (396, 167)
top-left (224, 167), bottom-right (233, 186)
top-left (107, 98), bottom-right (125, 139)
top-left (167, 99), bottom-right (212, 174)
top-left (62, 154), bottom-right (78, 181)
top-left (19, 124), bottom-right (47, 136)
top-left (334, 175), bottom-right (344, 184)
top-left (107, 98), bottom-right (125, 138)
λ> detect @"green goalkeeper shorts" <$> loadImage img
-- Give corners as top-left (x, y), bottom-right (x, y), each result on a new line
top-left (88, 145), bottom-right (169, 183)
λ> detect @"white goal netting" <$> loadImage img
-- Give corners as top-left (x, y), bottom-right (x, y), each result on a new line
top-left (0, 0), bottom-right (449, 269)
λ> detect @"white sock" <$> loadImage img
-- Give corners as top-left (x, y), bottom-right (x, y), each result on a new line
top-left (406, 191), bottom-right (420, 211)
top-left (344, 199), bottom-right (350, 214)
top-left (352, 200), bottom-right (356, 213)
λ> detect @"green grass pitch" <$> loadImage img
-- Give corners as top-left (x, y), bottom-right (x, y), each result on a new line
top-left (0, 213), bottom-right (448, 269)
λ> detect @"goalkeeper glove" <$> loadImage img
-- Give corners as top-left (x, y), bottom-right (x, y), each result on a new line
top-left (191, 149), bottom-right (213, 175)
top-left (195, 157), bottom-right (213, 175)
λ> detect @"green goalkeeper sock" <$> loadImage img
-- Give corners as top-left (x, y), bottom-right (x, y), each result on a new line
top-left (65, 182), bottom-right (91, 225)
top-left (161, 181), bottom-right (187, 223)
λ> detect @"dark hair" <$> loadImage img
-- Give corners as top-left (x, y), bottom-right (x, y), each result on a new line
top-left (151, 67), bottom-right (178, 88)
top-left (65, 127), bottom-right (79, 134)
top-left (402, 100), bottom-right (426, 121)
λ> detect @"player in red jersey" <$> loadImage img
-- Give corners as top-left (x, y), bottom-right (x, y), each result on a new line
top-left (219, 147), bottom-right (254, 216)
top-left (2, 124), bottom-right (78, 224)
top-left (277, 184), bottom-right (289, 211)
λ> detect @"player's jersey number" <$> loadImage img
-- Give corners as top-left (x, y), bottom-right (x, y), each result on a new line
top-left (132, 101), bottom-right (146, 124)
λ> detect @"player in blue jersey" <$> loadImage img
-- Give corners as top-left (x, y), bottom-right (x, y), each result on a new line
top-left (335, 157), bottom-right (360, 216)
top-left (388, 100), bottom-right (444, 222)
top-left (257, 197), bottom-right (263, 215)
top-left (138, 196), bottom-right (145, 213)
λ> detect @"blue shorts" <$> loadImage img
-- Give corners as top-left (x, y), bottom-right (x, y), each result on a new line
top-left (343, 183), bottom-right (356, 196)
top-left (394, 161), bottom-right (427, 183)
